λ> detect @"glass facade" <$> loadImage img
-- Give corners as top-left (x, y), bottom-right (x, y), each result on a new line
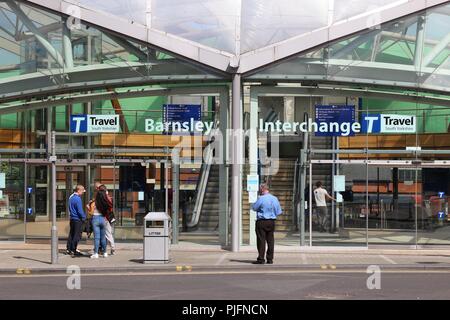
top-left (0, 0), bottom-right (449, 249)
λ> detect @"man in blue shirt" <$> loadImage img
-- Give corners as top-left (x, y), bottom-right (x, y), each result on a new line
top-left (66, 185), bottom-right (87, 256)
top-left (251, 184), bottom-right (282, 264)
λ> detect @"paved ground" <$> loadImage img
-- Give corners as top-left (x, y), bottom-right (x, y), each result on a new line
top-left (2, 271), bottom-right (450, 300)
top-left (1, 241), bottom-right (450, 273)
top-left (2, 241), bottom-right (450, 300)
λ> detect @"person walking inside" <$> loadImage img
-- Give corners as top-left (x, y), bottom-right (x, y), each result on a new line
top-left (66, 185), bottom-right (87, 256)
top-left (251, 184), bottom-right (282, 265)
top-left (98, 184), bottom-right (116, 255)
top-left (89, 188), bottom-right (111, 258)
top-left (313, 181), bottom-right (335, 233)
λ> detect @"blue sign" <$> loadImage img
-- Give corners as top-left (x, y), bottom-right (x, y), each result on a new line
top-left (27, 187), bottom-right (33, 194)
top-left (27, 208), bottom-right (33, 215)
top-left (315, 105), bottom-right (356, 136)
top-left (163, 104), bottom-right (201, 135)
top-left (70, 115), bottom-right (88, 133)
top-left (438, 211), bottom-right (445, 220)
top-left (361, 114), bottom-right (381, 133)
top-left (438, 192), bottom-right (445, 198)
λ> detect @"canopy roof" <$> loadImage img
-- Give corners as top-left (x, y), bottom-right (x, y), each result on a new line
top-left (22, 0), bottom-right (449, 73)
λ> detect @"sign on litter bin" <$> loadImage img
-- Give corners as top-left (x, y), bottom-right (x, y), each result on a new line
top-left (143, 212), bottom-right (171, 264)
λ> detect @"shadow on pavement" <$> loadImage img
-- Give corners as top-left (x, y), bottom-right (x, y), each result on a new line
top-left (229, 259), bottom-right (257, 264)
top-left (13, 256), bottom-right (51, 265)
top-left (129, 259), bottom-right (144, 264)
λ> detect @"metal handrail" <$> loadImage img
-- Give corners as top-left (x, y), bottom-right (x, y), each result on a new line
top-left (187, 120), bottom-right (219, 228)
top-left (292, 158), bottom-right (299, 227)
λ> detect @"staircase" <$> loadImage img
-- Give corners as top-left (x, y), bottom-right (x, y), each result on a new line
top-left (196, 165), bottom-right (220, 231)
top-left (243, 158), bottom-right (296, 237)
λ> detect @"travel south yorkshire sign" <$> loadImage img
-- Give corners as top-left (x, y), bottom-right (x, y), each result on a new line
top-left (361, 114), bottom-right (416, 133)
top-left (70, 115), bottom-right (120, 133)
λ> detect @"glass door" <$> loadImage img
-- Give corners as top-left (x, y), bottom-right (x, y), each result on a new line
top-left (417, 166), bottom-right (450, 247)
top-left (309, 161), bottom-right (368, 247)
top-left (367, 164), bottom-right (420, 246)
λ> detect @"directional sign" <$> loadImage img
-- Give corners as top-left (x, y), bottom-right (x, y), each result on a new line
top-left (27, 187), bottom-right (33, 194)
top-left (315, 105), bottom-right (356, 136)
top-left (163, 104), bottom-right (201, 134)
top-left (438, 192), bottom-right (445, 198)
top-left (438, 211), bottom-right (445, 220)
top-left (27, 208), bottom-right (33, 215)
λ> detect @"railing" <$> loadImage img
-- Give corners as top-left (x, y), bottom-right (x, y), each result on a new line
top-left (292, 157), bottom-right (299, 227)
top-left (293, 112), bottom-right (310, 229)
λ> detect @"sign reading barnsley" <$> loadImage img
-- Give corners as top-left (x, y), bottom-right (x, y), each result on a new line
top-left (70, 115), bottom-right (120, 133)
top-left (361, 114), bottom-right (416, 133)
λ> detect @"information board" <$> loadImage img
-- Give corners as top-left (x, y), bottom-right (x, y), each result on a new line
top-left (315, 105), bottom-right (356, 136)
top-left (163, 104), bottom-right (202, 135)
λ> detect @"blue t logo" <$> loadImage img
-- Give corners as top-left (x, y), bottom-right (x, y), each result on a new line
top-left (361, 114), bottom-right (381, 133)
top-left (70, 115), bottom-right (87, 133)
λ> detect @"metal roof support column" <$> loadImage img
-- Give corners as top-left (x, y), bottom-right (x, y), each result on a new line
top-left (219, 88), bottom-right (230, 247)
top-left (231, 74), bottom-right (243, 252)
top-left (248, 88), bottom-right (258, 246)
top-left (62, 18), bottom-right (74, 68)
top-left (414, 15), bottom-right (426, 70)
top-left (7, 1), bottom-right (66, 68)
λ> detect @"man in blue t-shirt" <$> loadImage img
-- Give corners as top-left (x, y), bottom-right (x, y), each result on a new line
top-left (251, 183), bottom-right (282, 264)
top-left (66, 185), bottom-right (87, 256)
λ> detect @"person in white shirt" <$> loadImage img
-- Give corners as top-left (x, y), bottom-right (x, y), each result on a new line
top-left (314, 181), bottom-right (335, 233)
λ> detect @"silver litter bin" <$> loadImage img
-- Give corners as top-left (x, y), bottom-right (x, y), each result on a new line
top-left (143, 212), bottom-right (171, 263)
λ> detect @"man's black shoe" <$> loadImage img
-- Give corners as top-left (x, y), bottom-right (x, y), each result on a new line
top-left (252, 260), bottom-right (265, 264)
top-left (266, 260), bottom-right (273, 264)
top-left (65, 249), bottom-right (73, 255)
top-left (73, 250), bottom-right (84, 257)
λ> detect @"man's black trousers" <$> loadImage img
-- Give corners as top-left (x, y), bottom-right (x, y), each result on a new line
top-left (255, 219), bottom-right (275, 262)
top-left (66, 220), bottom-right (83, 252)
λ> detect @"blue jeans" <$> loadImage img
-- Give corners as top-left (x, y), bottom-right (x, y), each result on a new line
top-left (92, 215), bottom-right (107, 254)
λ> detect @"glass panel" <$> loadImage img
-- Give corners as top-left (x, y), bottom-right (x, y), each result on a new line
top-left (241, 0), bottom-right (328, 53)
top-left (0, 1), bottom-right (65, 95)
top-left (115, 164), bottom-right (148, 227)
top-left (0, 162), bottom-right (24, 240)
top-left (310, 163), bottom-right (368, 247)
top-left (77, 0), bottom-right (147, 25)
top-left (367, 165), bottom-right (419, 246)
top-left (152, 0), bottom-right (238, 53)
top-left (332, 0), bottom-right (406, 23)
top-left (419, 3), bottom-right (450, 93)
top-left (417, 167), bottom-right (450, 246)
